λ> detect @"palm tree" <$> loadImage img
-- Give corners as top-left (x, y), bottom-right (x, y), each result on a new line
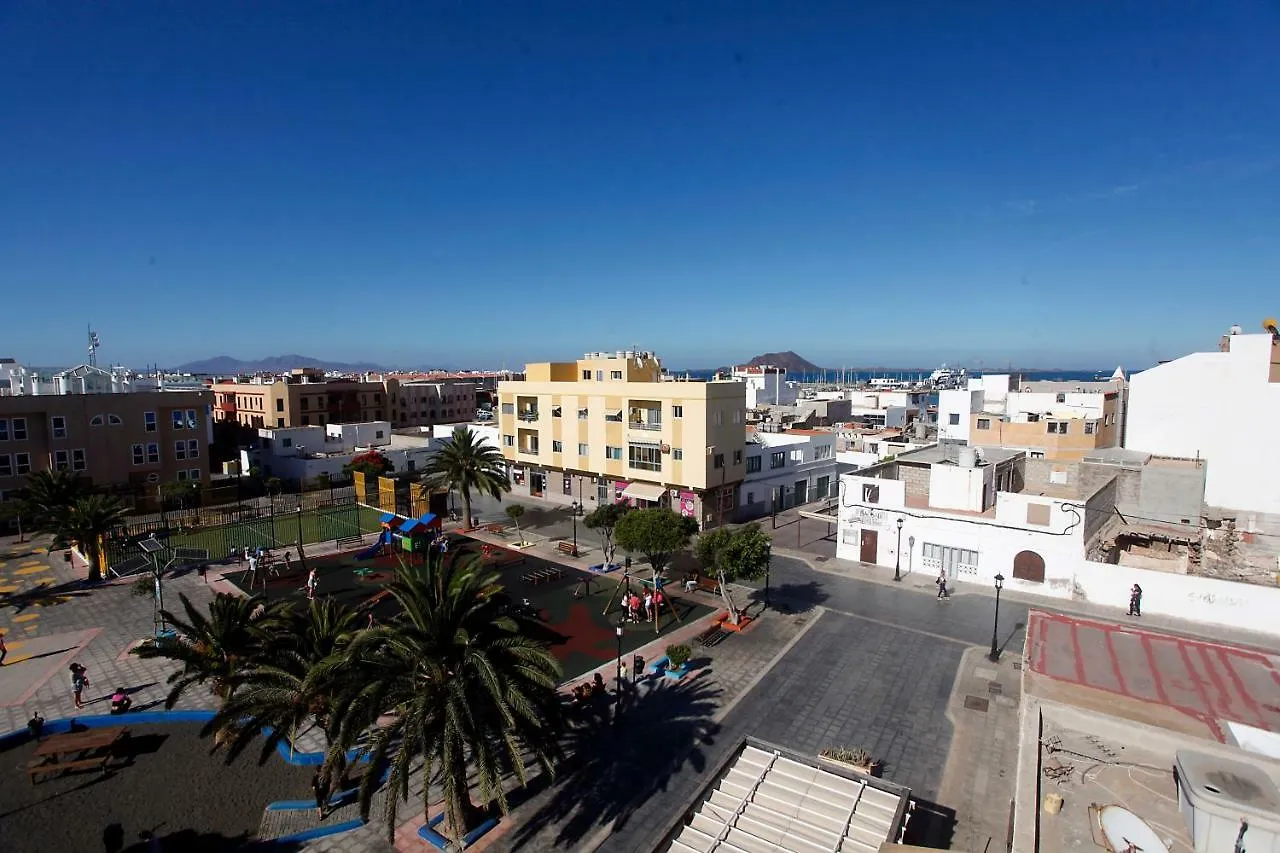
top-left (132, 592), bottom-right (283, 707)
top-left (57, 493), bottom-right (128, 582)
top-left (418, 425), bottom-right (509, 529)
top-left (325, 547), bottom-right (563, 844)
top-left (22, 469), bottom-right (91, 531)
top-left (205, 598), bottom-right (362, 765)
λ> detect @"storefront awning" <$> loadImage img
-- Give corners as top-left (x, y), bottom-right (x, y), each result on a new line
top-left (622, 481), bottom-right (667, 502)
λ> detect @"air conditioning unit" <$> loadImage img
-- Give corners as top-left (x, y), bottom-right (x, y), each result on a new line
top-left (1174, 750), bottom-right (1280, 853)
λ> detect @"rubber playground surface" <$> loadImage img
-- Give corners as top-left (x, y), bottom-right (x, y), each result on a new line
top-left (226, 535), bottom-right (714, 681)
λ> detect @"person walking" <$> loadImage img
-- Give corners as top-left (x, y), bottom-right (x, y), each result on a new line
top-left (1128, 584), bottom-right (1143, 617)
top-left (311, 768), bottom-right (331, 819)
top-left (0, 632), bottom-right (8, 666)
top-left (306, 567), bottom-right (318, 601)
top-left (69, 662), bottom-right (89, 709)
top-left (936, 571), bottom-right (949, 600)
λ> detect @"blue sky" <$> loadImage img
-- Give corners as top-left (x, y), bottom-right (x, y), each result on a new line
top-left (2, 1), bottom-right (1278, 371)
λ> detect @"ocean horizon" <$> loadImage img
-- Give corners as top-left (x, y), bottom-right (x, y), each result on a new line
top-left (667, 368), bottom-right (1132, 384)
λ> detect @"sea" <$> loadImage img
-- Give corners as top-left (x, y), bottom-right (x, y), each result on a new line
top-left (667, 368), bottom-right (1125, 384)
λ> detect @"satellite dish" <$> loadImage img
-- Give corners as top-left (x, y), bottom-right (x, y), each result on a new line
top-left (1095, 805), bottom-right (1168, 853)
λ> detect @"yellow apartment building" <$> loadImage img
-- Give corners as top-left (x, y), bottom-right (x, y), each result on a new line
top-left (497, 351), bottom-right (746, 529)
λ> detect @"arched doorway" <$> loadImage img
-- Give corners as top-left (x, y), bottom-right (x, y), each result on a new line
top-left (1012, 550), bottom-right (1046, 583)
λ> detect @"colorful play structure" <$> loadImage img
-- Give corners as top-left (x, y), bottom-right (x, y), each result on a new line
top-left (356, 512), bottom-right (442, 561)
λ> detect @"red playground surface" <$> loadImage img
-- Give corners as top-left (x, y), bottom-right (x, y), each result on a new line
top-left (1026, 610), bottom-right (1280, 738)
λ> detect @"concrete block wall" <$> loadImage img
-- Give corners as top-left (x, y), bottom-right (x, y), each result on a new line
top-left (898, 463), bottom-right (931, 504)
top-left (1082, 476), bottom-right (1118, 547)
top-left (1023, 459), bottom-right (1080, 495)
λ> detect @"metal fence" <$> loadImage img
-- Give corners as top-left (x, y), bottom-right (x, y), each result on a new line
top-left (104, 489), bottom-right (376, 570)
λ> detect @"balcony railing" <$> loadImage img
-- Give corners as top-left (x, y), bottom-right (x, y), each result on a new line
top-left (519, 446), bottom-right (540, 455)
top-left (518, 410), bottom-right (539, 421)
top-left (629, 420), bottom-right (662, 430)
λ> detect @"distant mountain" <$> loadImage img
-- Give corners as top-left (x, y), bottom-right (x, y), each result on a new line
top-left (176, 354), bottom-right (391, 375)
top-left (741, 351), bottom-right (825, 374)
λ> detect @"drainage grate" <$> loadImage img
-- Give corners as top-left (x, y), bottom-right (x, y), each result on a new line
top-left (988, 681), bottom-right (1004, 695)
top-left (963, 695), bottom-right (990, 713)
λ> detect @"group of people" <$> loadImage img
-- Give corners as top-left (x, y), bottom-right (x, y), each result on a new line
top-left (620, 586), bottom-right (666, 623)
top-left (66, 662), bottom-right (134, 714)
top-left (569, 673), bottom-right (608, 705)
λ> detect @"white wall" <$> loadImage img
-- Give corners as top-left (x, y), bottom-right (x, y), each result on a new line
top-left (929, 464), bottom-right (991, 513)
top-left (1127, 333), bottom-right (1280, 514)
top-left (1006, 391), bottom-right (1106, 420)
top-left (738, 374), bottom-right (798, 407)
top-left (742, 432), bottom-right (840, 507)
top-left (326, 421), bottom-right (391, 449)
top-left (938, 390), bottom-right (981, 442)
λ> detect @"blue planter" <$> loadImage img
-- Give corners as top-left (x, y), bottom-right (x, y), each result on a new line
top-left (647, 656), bottom-right (689, 679)
top-left (418, 813), bottom-right (498, 849)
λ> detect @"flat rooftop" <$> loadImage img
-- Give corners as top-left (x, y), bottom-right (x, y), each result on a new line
top-left (895, 444), bottom-right (1024, 467)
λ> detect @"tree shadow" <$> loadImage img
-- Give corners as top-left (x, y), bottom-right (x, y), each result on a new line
top-left (747, 579), bottom-right (828, 615)
top-left (508, 674), bottom-right (722, 850)
top-left (122, 829), bottom-right (264, 853)
top-left (0, 579), bottom-right (94, 614)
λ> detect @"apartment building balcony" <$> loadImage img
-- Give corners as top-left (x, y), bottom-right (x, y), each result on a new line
top-left (516, 396), bottom-right (539, 422)
top-left (627, 402), bottom-right (663, 431)
top-left (517, 427), bottom-right (539, 456)
top-left (518, 409), bottom-right (540, 422)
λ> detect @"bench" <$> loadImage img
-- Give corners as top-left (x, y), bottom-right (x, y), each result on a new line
top-left (693, 576), bottom-right (721, 595)
top-left (336, 535), bottom-right (365, 550)
top-left (556, 541), bottom-right (579, 557)
top-left (522, 567), bottom-right (564, 585)
top-left (484, 523), bottom-right (505, 534)
top-left (27, 753), bottom-right (110, 783)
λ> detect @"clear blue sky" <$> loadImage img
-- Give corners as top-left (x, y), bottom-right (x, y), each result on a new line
top-left (2, 1), bottom-right (1278, 371)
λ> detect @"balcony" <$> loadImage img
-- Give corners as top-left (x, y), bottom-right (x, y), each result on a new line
top-left (519, 445), bottom-right (540, 456)
top-left (627, 402), bottom-right (662, 431)
top-left (518, 409), bottom-right (540, 422)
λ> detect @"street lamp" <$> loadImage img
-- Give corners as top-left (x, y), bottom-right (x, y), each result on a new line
top-left (614, 625), bottom-right (624, 723)
top-left (570, 500), bottom-right (580, 556)
top-left (893, 517), bottom-right (904, 582)
top-left (988, 573), bottom-right (1005, 662)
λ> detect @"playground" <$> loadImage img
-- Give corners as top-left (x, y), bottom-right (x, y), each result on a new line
top-left (226, 526), bottom-right (714, 681)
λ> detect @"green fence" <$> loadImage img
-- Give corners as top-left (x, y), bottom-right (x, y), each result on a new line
top-left (105, 496), bottom-right (384, 570)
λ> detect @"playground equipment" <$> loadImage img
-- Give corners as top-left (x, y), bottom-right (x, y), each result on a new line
top-left (602, 568), bottom-right (684, 634)
top-left (356, 529), bottom-right (393, 561)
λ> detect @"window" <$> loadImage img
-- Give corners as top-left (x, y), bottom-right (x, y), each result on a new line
top-left (72, 449), bottom-right (86, 472)
top-left (714, 410), bottom-right (724, 426)
top-left (552, 406), bottom-right (562, 418)
top-left (374, 393), bottom-right (382, 404)
top-left (1055, 393), bottom-right (1066, 403)
top-left (814, 444), bottom-right (832, 461)
top-left (15, 452), bottom-right (30, 474)
top-left (175, 441), bottom-right (187, 461)
top-left (12, 418), bottom-right (25, 440)
top-left (746, 456), bottom-right (762, 473)
top-left (596, 371), bottom-right (603, 381)
top-left (51, 416), bottom-right (67, 439)
top-left (921, 543), bottom-right (979, 575)
top-left (610, 370), bottom-right (623, 380)
top-left (0, 419), bottom-right (7, 441)
top-left (53, 450), bottom-right (70, 471)
top-left (733, 449), bottom-right (743, 465)
top-left (301, 415), bottom-right (310, 426)
top-left (673, 448), bottom-right (683, 460)
top-left (672, 405), bottom-right (683, 418)
top-left (132, 444), bottom-right (145, 465)
top-left (628, 444), bottom-right (662, 471)
top-left (577, 443), bottom-right (589, 458)
top-left (789, 449), bottom-right (804, 462)
top-left (597, 483), bottom-right (609, 501)
top-left (862, 484), bottom-right (880, 503)
top-left (1026, 413), bottom-right (1040, 423)
top-left (552, 440), bottom-right (563, 452)
top-left (147, 443), bottom-right (159, 463)
top-left (746, 491), bottom-right (755, 504)
top-left (605, 409), bottom-right (623, 422)
top-left (177, 469), bottom-right (189, 482)
top-left (948, 413), bottom-right (960, 426)
top-left (1047, 421), bottom-right (1068, 435)
top-left (90, 414), bottom-right (105, 426)
top-left (302, 397), bottom-right (310, 410)
top-left (276, 399), bottom-right (284, 412)
top-left (188, 468), bottom-right (202, 481)
top-left (277, 417), bottom-right (285, 427)
top-left (186, 409), bottom-right (197, 428)
top-left (172, 410), bottom-right (185, 429)
top-left (108, 414), bottom-right (122, 426)
top-left (375, 430), bottom-right (384, 439)
top-left (144, 412), bottom-right (156, 432)
top-left (578, 408), bottom-right (589, 419)
top-left (282, 438), bottom-right (293, 448)
top-left (1084, 422), bottom-right (1096, 435)
top-left (713, 453), bottom-right (724, 469)
top-left (1030, 451), bottom-right (1045, 459)
top-left (582, 369), bottom-right (592, 380)
top-left (0, 455), bottom-right (10, 477)
top-left (563, 475), bottom-right (573, 495)
top-left (605, 446), bottom-right (622, 460)
top-left (976, 418), bottom-right (991, 430)
top-left (503, 434), bottom-right (515, 447)
top-left (770, 451), bottom-right (785, 469)
top-left (732, 410), bottom-right (742, 424)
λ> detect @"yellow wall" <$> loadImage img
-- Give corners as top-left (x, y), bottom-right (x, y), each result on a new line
top-left (970, 413), bottom-right (1109, 461)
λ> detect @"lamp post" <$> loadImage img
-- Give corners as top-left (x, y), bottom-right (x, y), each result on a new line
top-left (893, 517), bottom-right (904, 582)
top-left (614, 625), bottom-right (624, 723)
top-left (570, 500), bottom-right (580, 556)
top-left (988, 573), bottom-right (1005, 662)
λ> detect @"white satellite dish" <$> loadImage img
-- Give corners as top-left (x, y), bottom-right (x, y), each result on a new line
top-left (1096, 804), bottom-right (1168, 853)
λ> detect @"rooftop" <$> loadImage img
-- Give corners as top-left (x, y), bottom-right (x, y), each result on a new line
top-left (894, 444), bottom-right (1024, 467)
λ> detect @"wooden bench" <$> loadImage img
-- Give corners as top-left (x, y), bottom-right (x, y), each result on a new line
top-left (336, 535), bottom-right (365, 550)
top-left (694, 576), bottom-right (721, 595)
top-left (27, 753), bottom-right (110, 783)
top-left (556, 541), bottom-right (579, 557)
top-left (522, 567), bottom-right (564, 585)
top-left (484, 523), bottom-right (505, 534)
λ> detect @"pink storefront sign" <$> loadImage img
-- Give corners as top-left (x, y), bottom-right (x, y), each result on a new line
top-left (679, 491), bottom-right (696, 517)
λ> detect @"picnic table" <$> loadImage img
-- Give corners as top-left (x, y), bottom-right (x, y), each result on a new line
top-left (28, 726), bottom-right (130, 783)
top-left (352, 567), bottom-right (375, 579)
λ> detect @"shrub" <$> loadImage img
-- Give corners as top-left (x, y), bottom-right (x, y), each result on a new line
top-left (665, 643), bottom-right (692, 670)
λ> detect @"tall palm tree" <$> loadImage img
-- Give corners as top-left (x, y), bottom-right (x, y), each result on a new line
top-left (22, 469), bottom-right (91, 530)
top-left (325, 548), bottom-right (563, 844)
top-left (132, 592), bottom-right (283, 707)
top-left (418, 425), bottom-right (509, 528)
top-left (205, 598), bottom-right (362, 765)
top-left (57, 493), bottom-right (128, 582)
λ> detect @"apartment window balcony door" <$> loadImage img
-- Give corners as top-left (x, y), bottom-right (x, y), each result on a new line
top-left (530, 470), bottom-right (546, 497)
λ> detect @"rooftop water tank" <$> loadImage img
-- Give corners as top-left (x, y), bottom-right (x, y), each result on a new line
top-left (957, 446), bottom-right (978, 468)
top-left (1174, 749), bottom-right (1280, 853)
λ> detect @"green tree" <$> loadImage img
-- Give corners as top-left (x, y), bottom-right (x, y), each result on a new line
top-left (504, 504), bottom-right (526, 541)
top-left (344, 450), bottom-right (394, 480)
top-left (325, 548), bottom-right (562, 844)
top-left (418, 425), bottom-right (509, 529)
top-left (132, 592), bottom-right (283, 706)
top-left (693, 523), bottom-right (772, 625)
top-left (613, 507), bottom-right (697, 576)
top-left (57, 494), bottom-right (129, 582)
top-left (22, 469), bottom-right (91, 531)
top-left (583, 502), bottom-right (630, 567)
top-left (205, 598), bottom-right (361, 764)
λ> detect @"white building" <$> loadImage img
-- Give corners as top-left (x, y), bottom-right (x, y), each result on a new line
top-left (1126, 329), bottom-right (1280, 515)
top-left (739, 427), bottom-right (839, 518)
top-left (246, 421), bottom-right (441, 483)
top-left (835, 426), bottom-right (932, 470)
top-left (732, 365), bottom-right (797, 408)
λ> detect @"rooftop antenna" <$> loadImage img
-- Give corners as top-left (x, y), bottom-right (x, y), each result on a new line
top-left (87, 325), bottom-right (101, 367)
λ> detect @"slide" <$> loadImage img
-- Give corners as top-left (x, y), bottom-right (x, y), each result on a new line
top-left (355, 529), bottom-right (391, 560)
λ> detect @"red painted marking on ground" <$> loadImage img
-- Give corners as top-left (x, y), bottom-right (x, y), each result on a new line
top-left (1104, 630), bottom-right (1128, 696)
top-left (1069, 622), bottom-right (1087, 685)
top-left (1217, 647), bottom-right (1266, 723)
top-left (1035, 612), bottom-right (1050, 674)
top-left (1139, 634), bottom-right (1172, 707)
top-left (1177, 643), bottom-right (1218, 721)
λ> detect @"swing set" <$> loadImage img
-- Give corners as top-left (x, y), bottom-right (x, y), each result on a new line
top-left (601, 568), bottom-right (684, 634)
